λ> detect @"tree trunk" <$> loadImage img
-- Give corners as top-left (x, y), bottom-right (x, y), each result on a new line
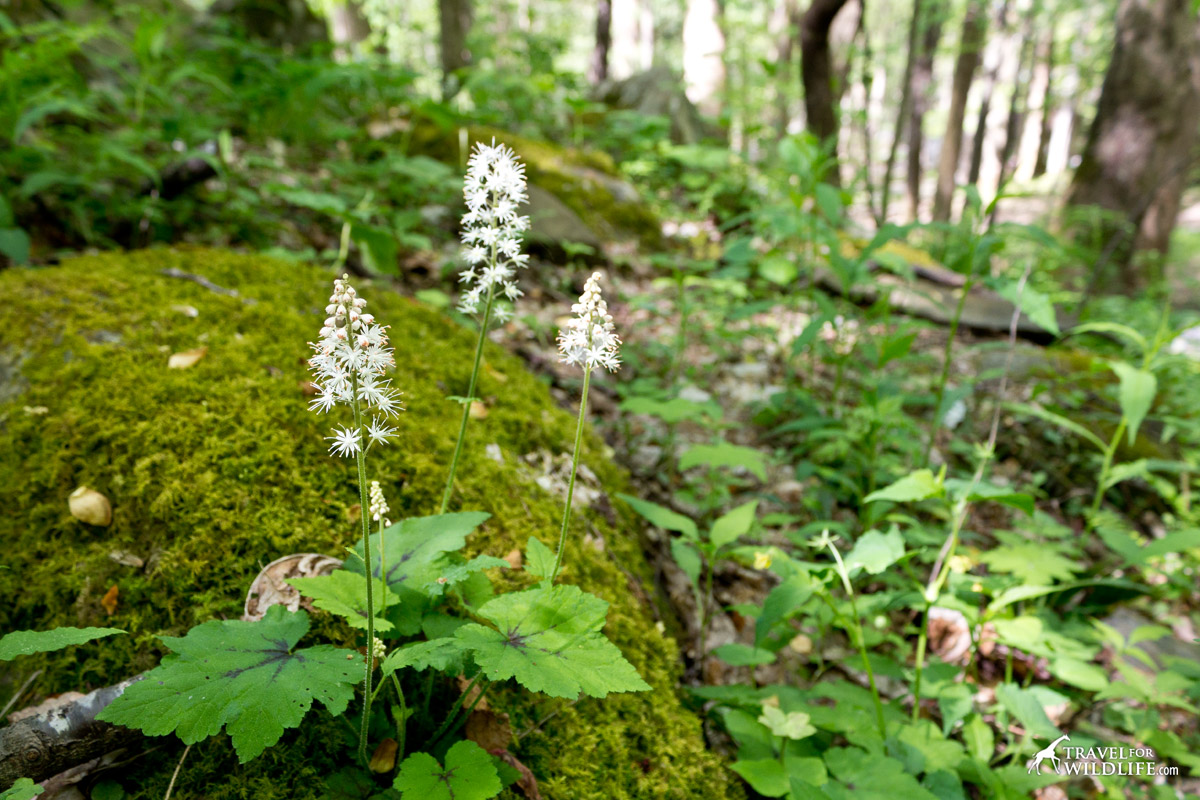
top-left (1067, 0), bottom-right (1200, 292)
top-left (906, 0), bottom-right (944, 220)
top-left (931, 0), bottom-right (986, 221)
top-left (590, 0), bottom-right (613, 85)
top-left (328, 0), bottom-right (371, 60)
top-left (683, 0), bottom-right (726, 117)
top-left (771, 0), bottom-right (799, 137)
top-left (997, 11), bottom-right (1035, 188)
top-left (968, 0), bottom-right (1010, 186)
top-left (610, 0), bottom-right (654, 80)
top-left (800, 0), bottom-right (852, 186)
top-left (438, 0), bottom-right (473, 99)
top-left (882, 0), bottom-right (925, 221)
top-left (1032, 26), bottom-right (1055, 177)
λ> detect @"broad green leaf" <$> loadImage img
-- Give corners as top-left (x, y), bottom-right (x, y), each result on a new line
top-left (991, 616), bottom-right (1043, 652)
top-left (0, 228), bottom-right (30, 265)
top-left (936, 683), bottom-right (974, 736)
top-left (844, 528), bottom-right (904, 575)
top-left (455, 584), bottom-right (651, 699)
top-left (0, 778), bottom-right (43, 800)
top-left (0, 626), bottom-right (124, 661)
top-left (977, 534), bottom-right (1078, 585)
top-left (288, 570), bottom-right (398, 631)
top-left (620, 396), bottom-right (721, 424)
top-left (944, 480), bottom-right (1034, 516)
top-left (994, 280), bottom-right (1059, 336)
top-left (1049, 657), bottom-right (1108, 691)
top-left (1110, 362), bottom-right (1156, 445)
top-left (815, 183), bottom-right (843, 224)
top-left (393, 740), bottom-right (501, 800)
top-left (864, 469), bottom-right (942, 504)
top-left (759, 253), bottom-right (798, 285)
top-left (670, 539), bottom-right (702, 588)
top-left (823, 748), bottom-right (940, 800)
top-left (618, 494), bottom-right (699, 540)
top-left (1129, 624), bottom-right (1172, 646)
top-left (730, 759), bottom-right (789, 797)
top-left (1070, 321), bottom-right (1147, 352)
top-left (348, 512), bottom-right (490, 635)
top-left (896, 720), bottom-right (965, 773)
top-left (710, 501), bottom-right (758, 548)
top-left (679, 442), bottom-right (768, 481)
top-left (265, 185), bottom-right (347, 216)
top-left (713, 643), bottom-right (776, 666)
top-left (433, 555), bottom-right (510, 593)
top-left (352, 223), bottom-right (398, 275)
top-left (961, 714), bottom-right (994, 762)
top-left (382, 638), bottom-right (468, 675)
top-left (758, 706), bottom-right (815, 740)
top-left (97, 606), bottom-right (362, 762)
top-left (755, 576), bottom-right (815, 646)
top-left (1005, 402), bottom-right (1107, 452)
top-left (786, 756), bottom-right (828, 791)
top-left (13, 98), bottom-right (97, 142)
top-left (524, 536), bottom-right (556, 578)
top-left (993, 683), bottom-right (1060, 740)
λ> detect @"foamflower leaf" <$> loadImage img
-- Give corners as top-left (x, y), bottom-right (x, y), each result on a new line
top-left (96, 605), bottom-right (363, 762)
top-left (288, 570), bottom-right (398, 631)
top-left (0, 626), bottom-right (124, 661)
top-left (393, 740), bottom-right (501, 800)
top-left (455, 584), bottom-right (651, 699)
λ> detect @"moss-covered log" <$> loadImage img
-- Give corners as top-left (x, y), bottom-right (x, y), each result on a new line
top-left (0, 247), bottom-right (734, 799)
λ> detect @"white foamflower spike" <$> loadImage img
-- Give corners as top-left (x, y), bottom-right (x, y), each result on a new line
top-left (457, 140), bottom-right (530, 319)
top-left (308, 275), bottom-right (401, 455)
top-left (558, 272), bottom-right (621, 372)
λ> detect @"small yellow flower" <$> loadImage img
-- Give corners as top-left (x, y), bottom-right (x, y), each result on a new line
top-left (754, 551), bottom-right (773, 570)
top-left (948, 555), bottom-right (973, 574)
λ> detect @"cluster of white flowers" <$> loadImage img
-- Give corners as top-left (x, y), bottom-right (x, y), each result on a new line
top-left (457, 140), bottom-right (530, 321)
top-left (368, 480), bottom-right (390, 522)
top-left (557, 272), bottom-right (621, 372)
top-left (308, 275), bottom-right (401, 457)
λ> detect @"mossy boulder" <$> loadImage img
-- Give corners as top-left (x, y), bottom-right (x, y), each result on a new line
top-left (0, 248), bottom-right (734, 799)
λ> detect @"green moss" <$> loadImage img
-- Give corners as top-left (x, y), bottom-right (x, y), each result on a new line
top-left (0, 248), bottom-right (734, 799)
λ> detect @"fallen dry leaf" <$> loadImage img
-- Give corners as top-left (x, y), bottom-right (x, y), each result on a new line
top-left (469, 401), bottom-right (488, 419)
top-left (369, 738), bottom-right (398, 774)
top-left (457, 674), bottom-right (489, 711)
top-left (68, 486), bottom-right (112, 527)
top-left (504, 548), bottom-right (523, 569)
top-left (493, 750), bottom-right (541, 800)
top-left (167, 346), bottom-right (208, 369)
top-left (243, 553), bottom-right (342, 621)
top-left (465, 709), bottom-right (512, 752)
top-left (108, 550), bottom-right (144, 568)
top-left (100, 584), bottom-right (119, 616)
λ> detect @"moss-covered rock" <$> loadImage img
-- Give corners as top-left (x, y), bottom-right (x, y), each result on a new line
top-left (0, 248), bottom-right (734, 799)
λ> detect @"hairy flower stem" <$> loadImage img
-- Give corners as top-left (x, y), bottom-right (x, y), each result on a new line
top-left (440, 284), bottom-right (496, 514)
top-left (550, 367), bottom-right (592, 584)
top-left (351, 379), bottom-right (376, 766)
top-left (378, 515), bottom-right (388, 618)
top-left (827, 541), bottom-right (887, 739)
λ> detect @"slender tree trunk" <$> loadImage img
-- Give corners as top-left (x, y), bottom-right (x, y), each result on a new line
top-left (968, 0), bottom-right (1010, 186)
top-left (1032, 25), bottom-right (1055, 177)
top-left (590, 0), bottom-right (613, 84)
top-left (906, 0), bottom-right (944, 220)
top-left (683, 0), bottom-right (726, 117)
top-left (931, 0), bottom-right (986, 221)
top-left (328, 0), bottom-right (371, 60)
top-left (771, 0), bottom-right (799, 137)
top-left (800, 0), bottom-right (852, 186)
top-left (882, 0), bottom-right (925, 221)
top-left (438, 0), bottom-right (473, 99)
top-left (1067, 0), bottom-right (1200, 293)
top-left (997, 12), bottom-right (1035, 188)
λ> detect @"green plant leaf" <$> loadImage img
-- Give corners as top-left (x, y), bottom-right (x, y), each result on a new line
top-left (1070, 321), bottom-right (1147, 352)
top-left (730, 759), bottom-right (788, 797)
top-left (1049, 657), bottom-right (1108, 691)
top-left (454, 584), bottom-right (651, 699)
top-left (755, 575), bottom-right (815, 647)
top-left (710, 501), bottom-right (758, 548)
top-left (944, 480), bottom-right (1034, 516)
top-left (961, 714), bottom-right (994, 762)
top-left (758, 253), bottom-right (798, 286)
top-left (96, 605), bottom-right (362, 762)
top-left (0, 626), bottom-right (125, 661)
top-left (679, 442), bottom-right (768, 481)
top-left (864, 469), bottom-right (942, 504)
top-left (1005, 401), bottom-right (1107, 452)
top-left (348, 512), bottom-right (491, 635)
top-left (619, 395), bottom-right (722, 424)
top-left (0, 778), bottom-right (43, 800)
top-left (618, 494), bottom-right (698, 540)
top-left (844, 528), bottom-right (905, 575)
top-left (993, 683), bottom-right (1060, 740)
top-left (713, 643), bottom-right (776, 666)
top-left (1109, 362), bottom-right (1156, 445)
top-left (758, 706), bottom-right (815, 740)
top-left (0, 228), bottom-right (30, 265)
top-left (382, 638), bottom-right (469, 675)
top-left (288, 570), bottom-right (398, 631)
top-left (823, 748), bottom-right (940, 799)
top-left (994, 279), bottom-right (1059, 336)
top-left (524, 536), bottom-right (556, 578)
top-left (978, 534), bottom-right (1078, 585)
top-left (393, 740), bottom-right (501, 800)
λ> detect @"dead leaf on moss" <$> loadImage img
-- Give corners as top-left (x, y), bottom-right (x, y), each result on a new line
top-left (457, 674), bottom-right (490, 711)
top-left (504, 548), bottom-right (523, 569)
top-left (369, 738), bottom-right (398, 773)
top-left (243, 553), bottom-right (342, 621)
top-left (469, 401), bottom-right (488, 419)
top-left (493, 750), bottom-right (541, 800)
top-left (465, 708), bottom-right (512, 752)
top-left (171, 304), bottom-right (199, 318)
top-left (347, 503), bottom-right (361, 523)
top-left (68, 486), bottom-right (112, 527)
top-left (167, 346), bottom-right (208, 369)
top-left (108, 550), bottom-right (144, 568)
top-left (100, 584), bottom-right (119, 616)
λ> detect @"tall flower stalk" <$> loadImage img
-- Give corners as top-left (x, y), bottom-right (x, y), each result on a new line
top-left (308, 275), bottom-right (400, 765)
top-left (550, 273), bottom-right (621, 583)
top-left (440, 140), bottom-right (530, 513)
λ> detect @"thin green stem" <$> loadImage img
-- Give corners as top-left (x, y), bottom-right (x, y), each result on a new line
top-left (440, 284), bottom-right (496, 514)
top-left (925, 275), bottom-right (977, 462)
top-left (911, 598), bottom-right (930, 721)
top-left (826, 542), bottom-right (886, 739)
top-left (391, 672), bottom-right (407, 761)
top-left (351, 376), bottom-right (375, 767)
top-left (550, 367), bottom-right (592, 584)
top-left (1089, 418), bottom-right (1127, 521)
top-left (433, 679), bottom-right (493, 749)
top-left (428, 671), bottom-right (483, 744)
